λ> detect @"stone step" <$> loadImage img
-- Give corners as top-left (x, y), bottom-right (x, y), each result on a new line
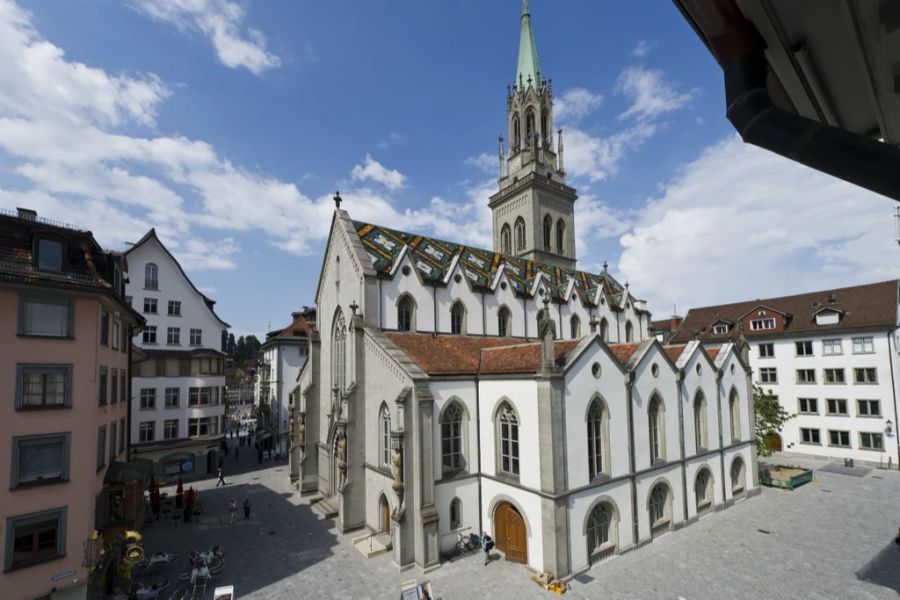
top-left (353, 532), bottom-right (392, 559)
top-left (311, 495), bottom-right (338, 519)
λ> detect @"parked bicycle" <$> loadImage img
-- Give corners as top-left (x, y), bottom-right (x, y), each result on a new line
top-left (454, 530), bottom-right (480, 557)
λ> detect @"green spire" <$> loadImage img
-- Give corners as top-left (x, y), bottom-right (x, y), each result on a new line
top-left (516, 0), bottom-right (541, 90)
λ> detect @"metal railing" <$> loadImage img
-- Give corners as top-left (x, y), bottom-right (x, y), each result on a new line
top-left (0, 207), bottom-right (87, 232)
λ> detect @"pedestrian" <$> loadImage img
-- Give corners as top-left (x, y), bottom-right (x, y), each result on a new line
top-left (235, 447), bottom-right (239, 460)
top-left (480, 531), bottom-right (494, 565)
top-left (243, 498), bottom-right (251, 520)
top-left (257, 449), bottom-right (263, 464)
top-left (228, 499), bottom-right (237, 525)
top-left (216, 466), bottom-right (226, 487)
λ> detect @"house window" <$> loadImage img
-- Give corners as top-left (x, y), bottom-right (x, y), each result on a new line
top-left (125, 295), bottom-right (132, 307)
top-left (796, 369), bottom-right (816, 384)
top-left (119, 417), bottom-right (126, 453)
top-left (140, 388), bottom-right (156, 410)
top-left (142, 326), bottom-right (157, 344)
top-left (853, 368), bottom-right (877, 384)
top-left (587, 398), bottom-right (608, 480)
top-left (713, 323), bottom-right (729, 335)
top-left (164, 419), bottom-right (179, 440)
top-left (380, 405), bottom-right (391, 467)
top-left (167, 300), bottom-right (181, 316)
top-left (693, 392), bottom-right (708, 451)
top-left (190, 328), bottom-right (202, 345)
top-left (599, 318), bottom-right (609, 342)
top-left (167, 327), bottom-right (180, 345)
top-left (98, 367), bottom-right (108, 406)
top-left (498, 307), bottom-right (511, 337)
top-left (852, 336), bottom-right (874, 354)
top-left (139, 422), bottom-right (155, 442)
top-left (797, 398), bottom-right (818, 414)
top-left (729, 389), bottom-right (740, 442)
top-left (165, 387), bottom-right (180, 408)
top-left (36, 238), bottom-right (63, 271)
top-left (100, 309), bottom-right (109, 345)
top-left (450, 302), bottom-right (466, 335)
top-left (441, 403), bottom-right (464, 472)
top-left (860, 432), bottom-right (884, 450)
top-left (800, 428), bottom-right (821, 444)
top-left (625, 320), bottom-right (634, 343)
top-left (825, 398), bottom-right (848, 416)
top-left (514, 217), bottom-right (526, 250)
top-left (110, 422), bottom-right (118, 458)
top-left (587, 503), bottom-right (613, 559)
top-left (110, 368), bottom-right (118, 404)
top-left (570, 315), bottom-right (581, 339)
top-left (795, 340), bottom-right (813, 356)
top-left (649, 484), bottom-right (669, 528)
top-left (144, 263), bottom-right (158, 290)
top-left (758, 343), bottom-right (774, 358)
top-left (188, 417), bottom-right (216, 437)
top-left (111, 320), bottom-right (119, 350)
top-left (189, 387), bottom-right (213, 406)
top-left (19, 295), bottom-right (73, 338)
top-left (759, 368), bottom-right (777, 384)
top-left (749, 318), bottom-right (775, 331)
top-left (96, 426), bottom-right (106, 471)
top-left (648, 394), bottom-right (665, 463)
top-left (120, 370), bottom-right (126, 403)
top-left (4, 508), bottom-right (67, 571)
top-left (857, 399), bottom-right (881, 417)
top-left (822, 339), bottom-right (842, 355)
top-left (497, 403), bottom-right (519, 477)
top-left (449, 498), bottom-right (462, 530)
top-left (16, 365), bottom-right (71, 409)
top-left (11, 434), bottom-right (70, 487)
top-left (828, 430), bottom-right (851, 448)
top-left (824, 368), bottom-right (845, 384)
top-left (397, 296), bottom-right (414, 332)
top-left (500, 223), bottom-right (511, 254)
top-left (143, 298), bottom-right (157, 314)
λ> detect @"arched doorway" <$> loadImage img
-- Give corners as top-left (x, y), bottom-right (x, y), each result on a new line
top-left (379, 494), bottom-right (391, 533)
top-left (494, 502), bottom-right (527, 564)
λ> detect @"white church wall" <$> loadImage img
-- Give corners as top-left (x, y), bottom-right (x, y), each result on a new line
top-left (634, 464), bottom-right (683, 541)
top-left (482, 273), bottom-right (526, 337)
top-left (364, 467), bottom-right (398, 531)
top-left (434, 478), bottom-right (480, 555)
top-left (558, 298), bottom-right (592, 340)
top-left (680, 349), bottom-right (721, 457)
top-left (722, 445), bottom-right (755, 502)
top-left (434, 266), bottom-right (485, 335)
top-left (566, 479), bottom-right (633, 572)
top-left (480, 478), bottom-right (545, 573)
top-left (631, 346), bottom-right (679, 471)
top-left (380, 253), bottom-right (435, 332)
top-left (478, 379), bottom-right (541, 490)
top-left (684, 456), bottom-right (724, 520)
top-left (429, 381), bottom-right (479, 486)
top-left (718, 350), bottom-right (750, 444)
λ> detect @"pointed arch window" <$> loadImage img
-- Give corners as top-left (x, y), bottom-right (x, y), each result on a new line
top-left (144, 263), bottom-right (158, 290)
top-left (541, 108), bottom-right (549, 145)
top-left (648, 394), bottom-right (665, 463)
top-left (498, 307), bottom-right (512, 337)
top-left (649, 483), bottom-right (671, 533)
top-left (380, 404), bottom-right (391, 466)
top-left (625, 320), bottom-right (634, 343)
top-left (570, 315), bottom-right (581, 339)
top-left (600, 318), bottom-right (609, 342)
top-left (695, 469), bottom-right (713, 515)
top-left (441, 403), bottom-right (464, 472)
top-left (451, 301), bottom-right (466, 335)
top-left (500, 224), bottom-right (512, 255)
top-left (525, 109), bottom-right (535, 146)
top-left (694, 391), bottom-right (708, 451)
top-left (586, 502), bottom-right (614, 560)
top-left (332, 311), bottom-right (346, 396)
top-left (397, 295), bottom-right (415, 332)
top-left (556, 219), bottom-right (565, 254)
top-left (731, 458), bottom-right (746, 495)
top-left (514, 217), bottom-right (526, 251)
top-left (512, 114), bottom-right (521, 149)
top-left (449, 497), bottom-right (462, 530)
top-left (497, 403), bottom-right (519, 477)
top-left (543, 215), bottom-right (552, 250)
top-left (587, 398), bottom-right (609, 480)
top-left (729, 388), bottom-right (740, 442)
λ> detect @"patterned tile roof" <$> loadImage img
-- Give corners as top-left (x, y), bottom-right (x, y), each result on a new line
top-left (354, 221), bottom-right (623, 305)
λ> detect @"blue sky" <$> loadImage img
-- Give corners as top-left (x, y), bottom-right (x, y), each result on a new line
top-left (1, 0), bottom-right (895, 337)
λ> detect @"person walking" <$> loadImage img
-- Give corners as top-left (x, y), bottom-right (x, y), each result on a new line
top-left (216, 467), bottom-right (226, 487)
top-left (257, 449), bottom-right (263, 464)
top-left (228, 499), bottom-right (237, 525)
top-left (235, 446), bottom-right (239, 460)
top-left (243, 498), bottom-right (251, 520)
top-left (481, 531), bottom-right (494, 566)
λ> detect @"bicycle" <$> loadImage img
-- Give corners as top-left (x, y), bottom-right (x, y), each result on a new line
top-left (454, 530), bottom-right (480, 557)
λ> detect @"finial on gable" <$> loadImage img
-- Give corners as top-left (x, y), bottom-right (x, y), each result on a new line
top-left (333, 191), bottom-right (343, 209)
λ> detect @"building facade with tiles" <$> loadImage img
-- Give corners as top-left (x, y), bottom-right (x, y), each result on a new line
top-left (289, 1), bottom-right (759, 579)
top-left (672, 280), bottom-right (900, 468)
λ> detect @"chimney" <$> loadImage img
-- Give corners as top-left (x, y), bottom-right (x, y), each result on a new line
top-left (16, 207), bottom-right (37, 221)
top-left (828, 292), bottom-right (837, 303)
top-left (670, 315), bottom-right (682, 331)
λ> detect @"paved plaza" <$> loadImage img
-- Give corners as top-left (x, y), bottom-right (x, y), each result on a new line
top-left (133, 445), bottom-right (900, 600)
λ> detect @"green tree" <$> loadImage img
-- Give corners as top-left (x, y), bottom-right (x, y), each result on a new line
top-left (754, 384), bottom-right (794, 457)
top-left (227, 333), bottom-right (236, 356)
top-left (236, 336), bottom-right (246, 360)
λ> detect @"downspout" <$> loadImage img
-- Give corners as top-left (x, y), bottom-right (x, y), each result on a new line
top-left (475, 373), bottom-right (484, 536)
top-left (625, 372), bottom-right (638, 547)
top-left (432, 285), bottom-right (437, 333)
top-left (557, 300), bottom-right (562, 339)
top-left (481, 291), bottom-right (486, 335)
top-left (378, 278), bottom-right (383, 329)
top-left (616, 310), bottom-right (621, 343)
top-left (522, 295), bottom-right (528, 338)
top-left (887, 331), bottom-right (899, 470)
top-left (127, 324), bottom-right (134, 460)
top-left (716, 369), bottom-right (726, 505)
top-left (676, 1), bottom-right (900, 202)
top-left (676, 370), bottom-right (687, 523)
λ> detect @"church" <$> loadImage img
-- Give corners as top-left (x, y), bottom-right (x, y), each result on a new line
top-left (290, 1), bottom-right (759, 579)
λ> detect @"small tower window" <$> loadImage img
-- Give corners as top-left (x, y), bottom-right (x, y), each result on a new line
top-left (500, 224), bottom-right (512, 255)
top-left (512, 114), bottom-right (521, 149)
top-left (498, 307), bottom-right (512, 337)
top-left (397, 296), bottom-right (415, 332)
top-left (543, 215), bottom-right (552, 250)
top-left (556, 219), bottom-right (565, 254)
top-left (526, 110), bottom-right (535, 146)
top-left (541, 108), bottom-right (549, 146)
top-left (451, 301), bottom-right (466, 335)
top-left (514, 217), bottom-right (526, 251)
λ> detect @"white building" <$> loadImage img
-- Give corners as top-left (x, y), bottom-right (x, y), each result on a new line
top-left (672, 280), bottom-right (900, 468)
top-left (255, 309), bottom-right (314, 455)
top-left (125, 229), bottom-right (230, 479)
top-left (289, 2), bottom-right (759, 579)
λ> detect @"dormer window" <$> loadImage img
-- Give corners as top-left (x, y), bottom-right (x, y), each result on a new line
top-left (814, 309), bottom-right (842, 326)
top-left (145, 263), bottom-right (158, 290)
top-left (36, 238), bottom-right (63, 271)
top-left (713, 323), bottom-right (730, 335)
top-left (749, 318), bottom-right (775, 331)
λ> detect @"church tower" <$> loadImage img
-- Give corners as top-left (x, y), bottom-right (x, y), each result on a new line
top-left (489, 0), bottom-right (577, 270)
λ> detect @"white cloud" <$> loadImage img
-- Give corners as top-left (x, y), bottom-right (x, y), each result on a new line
top-left (350, 154), bottom-right (407, 191)
top-left (617, 66), bottom-right (696, 122)
top-left (554, 87), bottom-right (604, 122)
top-left (127, 0), bottom-right (280, 75)
top-left (632, 40), bottom-right (653, 58)
top-left (564, 122), bottom-right (657, 182)
top-left (465, 152), bottom-right (497, 174)
top-left (618, 135), bottom-right (899, 315)
top-left (377, 132), bottom-right (408, 149)
top-left (176, 236), bottom-right (239, 270)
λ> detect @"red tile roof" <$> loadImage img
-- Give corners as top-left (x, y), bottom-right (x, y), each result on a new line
top-left (607, 343), bottom-right (641, 366)
top-left (267, 310), bottom-right (315, 341)
top-left (480, 340), bottom-right (581, 374)
top-left (705, 347), bottom-right (720, 361)
top-left (664, 345), bottom-right (686, 363)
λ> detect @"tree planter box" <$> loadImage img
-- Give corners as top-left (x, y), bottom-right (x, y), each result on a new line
top-left (759, 465), bottom-right (813, 490)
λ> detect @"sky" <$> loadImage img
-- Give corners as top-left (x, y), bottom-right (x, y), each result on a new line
top-left (0, 0), bottom-right (896, 337)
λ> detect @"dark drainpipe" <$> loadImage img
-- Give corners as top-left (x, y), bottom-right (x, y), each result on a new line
top-left (677, 369), bottom-right (687, 524)
top-left (625, 372), bottom-right (638, 546)
top-left (716, 368), bottom-right (727, 503)
top-left (887, 331), bottom-right (899, 469)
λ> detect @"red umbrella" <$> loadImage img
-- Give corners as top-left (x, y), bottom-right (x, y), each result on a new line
top-left (148, 475), bottom-right (157, 493)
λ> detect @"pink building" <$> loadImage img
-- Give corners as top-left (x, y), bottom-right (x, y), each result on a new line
top-left (0, 208), bottom-right (144, 600)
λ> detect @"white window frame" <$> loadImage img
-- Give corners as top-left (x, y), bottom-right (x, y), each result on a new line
top-left (825, 398), bottom-right (848, 416)
top-left (795, 340), bottom-right (813, 356)
top-left (758, 343), bottom-right (774, 358)
top-left (822, 339), bottom-right (842, 356)
top-left (859, 432), bottom-right (884, 451)
top-left (853, 367), bottom-right (878, 384)
top-left (797, 397), bottom-right (818, 415)
top-left (749, 318), bottom-right (775, 331)
top-left (856, 399), bottom-right (881, 417)
top-left (800, 427), bottom-right (821, 445)
top-left (823, 368), bottom-right (846, 384)
top-left (852, 336), bottom-right (874, 354)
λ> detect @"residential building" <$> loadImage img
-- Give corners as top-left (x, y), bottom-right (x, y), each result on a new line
top-left (125, 229), bottom-right (229, 479)
top-left (289, 3), bottom-right (759, 578)
top-left (671, 280), bottom-right (900, 467)
top-left (650, 316), bottom-right (682, 344)
top-left (255, 309), bottom-right (314, 456)
top-left (0, 208), bottom-right (145, 600)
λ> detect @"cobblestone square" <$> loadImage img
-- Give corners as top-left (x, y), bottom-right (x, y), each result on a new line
top-left (133, 449), bottom-right (900, 600)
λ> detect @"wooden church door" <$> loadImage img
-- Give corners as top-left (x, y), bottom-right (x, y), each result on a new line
top-left (494, 502), bottom-right (527, 564)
